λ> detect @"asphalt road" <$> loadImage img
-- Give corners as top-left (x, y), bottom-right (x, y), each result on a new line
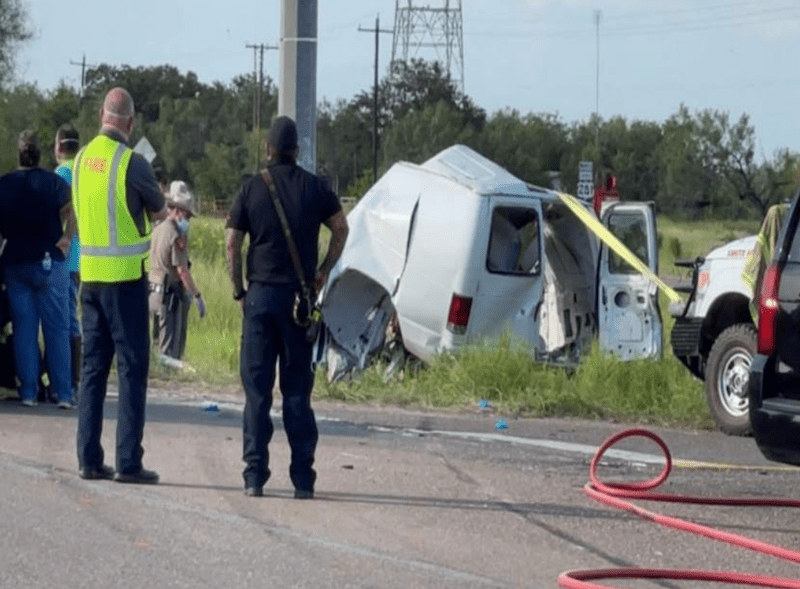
top-left (0, 385), bottom-right (799, 588)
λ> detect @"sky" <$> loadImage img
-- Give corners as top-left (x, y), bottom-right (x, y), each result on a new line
top-left (16, 0), bottom-right (800, 162)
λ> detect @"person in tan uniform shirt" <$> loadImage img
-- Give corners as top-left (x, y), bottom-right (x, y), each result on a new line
top-left (149, 181), bottom-right (205, 360)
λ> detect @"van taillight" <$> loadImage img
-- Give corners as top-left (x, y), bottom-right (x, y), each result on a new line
top-left (447, 294), bottom-right (472, 335)
top-left (757, 263), bottom-right (781, 355)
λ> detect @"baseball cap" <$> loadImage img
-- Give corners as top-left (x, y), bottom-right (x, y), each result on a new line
top-left (268, 116), bottom-right (298, 151)
top-left (56, 124), bottom-right (79, 147)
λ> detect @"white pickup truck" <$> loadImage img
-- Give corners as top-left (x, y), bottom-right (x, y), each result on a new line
top-left (669, 236), bottom-right (756, 436)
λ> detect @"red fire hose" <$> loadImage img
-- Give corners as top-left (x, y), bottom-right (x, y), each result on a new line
top-left (558, 427), bottom-right (800, 589)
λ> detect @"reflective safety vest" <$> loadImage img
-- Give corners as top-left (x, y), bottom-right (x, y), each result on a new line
top-left (72, 135), bottom-right (151, 282)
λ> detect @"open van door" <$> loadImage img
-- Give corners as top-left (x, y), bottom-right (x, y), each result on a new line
top-left (597, 202), bottom-right (662, 360)
top-left (464, 197), bottom-right (545, 351)
top-left (468, 196), bottom-right (543, 347)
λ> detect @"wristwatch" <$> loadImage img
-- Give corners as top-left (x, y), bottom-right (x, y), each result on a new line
top-left (233, 290), bottom-right (246, 301)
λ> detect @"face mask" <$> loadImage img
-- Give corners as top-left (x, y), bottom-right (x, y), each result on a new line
top-left (175, 218), bottom-right (189, 235)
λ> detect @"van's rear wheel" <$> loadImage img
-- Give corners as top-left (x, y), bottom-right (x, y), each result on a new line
top-left (705, 323), bottom-right (756, 436)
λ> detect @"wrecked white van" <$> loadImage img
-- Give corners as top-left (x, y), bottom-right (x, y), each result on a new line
top-left (320, 145), bottom-right (661, 379)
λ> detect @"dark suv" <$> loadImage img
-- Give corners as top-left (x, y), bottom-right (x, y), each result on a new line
top-left (749, 189), bottom-right (800, 466)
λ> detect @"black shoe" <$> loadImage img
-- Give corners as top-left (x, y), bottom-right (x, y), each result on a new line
top-left (114, 468), bottom-right (159, 485)
top-left (244, 485), bottom-right (263, 497)
top-left (294, 489), bottom-right (314, 500)
top-left (79, 465), bottom-right (115, 480)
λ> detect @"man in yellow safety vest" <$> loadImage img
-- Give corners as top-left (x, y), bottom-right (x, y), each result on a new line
top-left (73, 87), bottom-right (167, 484)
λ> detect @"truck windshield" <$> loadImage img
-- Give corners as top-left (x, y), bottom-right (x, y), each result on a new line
top-left (486, 206), bottom-right (540, 275)
top-left (607, 211), bottom-right (650, 274)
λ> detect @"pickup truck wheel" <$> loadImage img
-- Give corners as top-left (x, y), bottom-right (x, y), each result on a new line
top-left (705, 323), bottom-right (756, 436)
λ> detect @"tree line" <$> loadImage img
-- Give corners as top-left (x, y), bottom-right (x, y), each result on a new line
top-left (0, 59), bottom-right (796, 220)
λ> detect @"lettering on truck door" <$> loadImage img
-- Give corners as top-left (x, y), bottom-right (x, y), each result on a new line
top-left (598, 202), bottom-right (662, 360)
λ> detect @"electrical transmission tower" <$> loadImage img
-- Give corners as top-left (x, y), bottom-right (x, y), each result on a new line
top-left (391, 0), bottom-right (465, 92)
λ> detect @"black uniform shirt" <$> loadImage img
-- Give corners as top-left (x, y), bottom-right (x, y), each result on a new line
top-left (0, 167), bottom-right (70, 265)
top-left (227, 159), bottom-right (341, 286)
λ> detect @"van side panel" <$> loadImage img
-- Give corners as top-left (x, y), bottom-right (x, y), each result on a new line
top-left (332, 163), bottom-right (425, 297)
top-left (322, 162), bottom-right (430, 369)
top-left (393, 179), bottom-right (486, 360)
top-left (461, 196), bottom-right (545, 355)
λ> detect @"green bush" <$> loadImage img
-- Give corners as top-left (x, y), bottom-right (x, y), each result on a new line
top-left (189, 217), bottom-right (227, 267)
top-left (344, 171), bottom-right (376, 200)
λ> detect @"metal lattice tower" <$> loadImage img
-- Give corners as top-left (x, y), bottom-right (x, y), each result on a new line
top-left (391, 0), bottom-right (465, 93)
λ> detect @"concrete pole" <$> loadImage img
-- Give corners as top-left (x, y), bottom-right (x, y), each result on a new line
top-left (279, 0), bottom-right (317, 173)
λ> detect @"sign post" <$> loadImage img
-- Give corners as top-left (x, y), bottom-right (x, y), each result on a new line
top-left (577, 161), bottom-right (594, 203)
top-left (133, 137), bottom-right (157, 164)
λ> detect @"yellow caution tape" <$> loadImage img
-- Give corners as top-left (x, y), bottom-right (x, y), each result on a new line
top-left (556, 192), bottom-right (683, 303)
top-left (673, 458), bottom-right (798, 471)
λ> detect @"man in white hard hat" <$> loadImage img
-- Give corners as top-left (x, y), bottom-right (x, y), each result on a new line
top-left (148, 180), bottom-right (206, 361)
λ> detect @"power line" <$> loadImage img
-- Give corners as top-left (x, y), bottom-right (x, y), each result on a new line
top-left (475, 0), bottom-right (796, 28)
top-left (69, 54), bottom-right (97, 101)
top-left (605, 6), bottom-right (800, 36)
top-left (464, 4), bottom-right (800, 40)
top-left (245, 43), bottom-right (278, 171)
top-left (358, 15), bottom-right (393, 185)
top-left (598, 0), bottom-right (796, 23)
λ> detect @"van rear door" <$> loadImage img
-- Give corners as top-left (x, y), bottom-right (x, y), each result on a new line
top-left (464, 197), bottom-right (544, 351)
top-left (597, 202), bottom-right (662, 359)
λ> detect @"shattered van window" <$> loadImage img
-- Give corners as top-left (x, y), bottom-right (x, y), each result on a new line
top-left (608, 211), bottom-right (649, 274)
top-left (487, 206), bottom-right (540, 275)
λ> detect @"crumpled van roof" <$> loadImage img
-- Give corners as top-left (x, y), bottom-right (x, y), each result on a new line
top-left (418, 144), bottom-right (558, 200)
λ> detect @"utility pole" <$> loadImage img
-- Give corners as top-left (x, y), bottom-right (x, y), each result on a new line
top-left (594, 10), bottom-right (601, 118)
top-left (358, 15), bottom-right (393, 184)
top-left (246, 43), bottom-right (278, 170)
top-left (69, 54), bottom-right (96, 103)
top-left (594, 10), bottom-right (602, 155)
top-left (279, 0), bottom-right (318, 174)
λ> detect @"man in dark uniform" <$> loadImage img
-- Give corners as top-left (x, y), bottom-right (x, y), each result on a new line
top-left (226, 116), bottom-right (348, 498)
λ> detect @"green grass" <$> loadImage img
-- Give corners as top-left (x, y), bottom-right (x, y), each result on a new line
top-left (658, 216), bottom-right (760, 276)
top-left (166, 215), bottom-right (720, 430)
top-left (169, 218), bottom-right (242, 385)
top-left (315, 336), bottom-right (710, 429)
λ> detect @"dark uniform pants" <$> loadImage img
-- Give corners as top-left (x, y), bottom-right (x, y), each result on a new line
top-left (77, 278), bottom-right (150, 474)
top-left (156, 285), bottom-right (190, 360)
top-left (241, 282), bottom-right (318, 491)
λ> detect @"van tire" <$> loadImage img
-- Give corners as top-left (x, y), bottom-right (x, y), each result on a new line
top-left (705, 323), bottom-right (756, 436)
